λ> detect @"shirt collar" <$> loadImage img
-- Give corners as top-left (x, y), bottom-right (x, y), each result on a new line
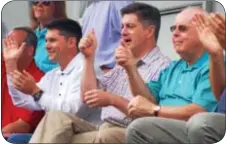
top-left (137, 47), bottom-right (160, 66)
top-left (35, 27), bottom-right (47, 38)
top-left (182, 52), bottom-right (209, 70)
top-left (56, 53), bottom-right (83, 75)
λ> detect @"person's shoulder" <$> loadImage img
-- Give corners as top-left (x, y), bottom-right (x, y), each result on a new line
top-left (43, 66), bottom-right (60, 78)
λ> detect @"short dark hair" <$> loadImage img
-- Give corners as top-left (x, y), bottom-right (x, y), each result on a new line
top-left (46, 18), bottom-right (82, 49)
top-left (13, 27), bottom-right (37, 56)
top-left (121, 3), bottom-right (161, 41)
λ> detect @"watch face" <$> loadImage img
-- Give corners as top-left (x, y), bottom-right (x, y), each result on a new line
top-left (33, 90), bottom-right (43, 101)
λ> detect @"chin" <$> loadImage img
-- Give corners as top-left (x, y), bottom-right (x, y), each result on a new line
top-left (49, 57), bottom-right (56, 62)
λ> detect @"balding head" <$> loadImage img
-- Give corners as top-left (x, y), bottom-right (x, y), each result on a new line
top-left (177, 7), bottom-right (207, 24)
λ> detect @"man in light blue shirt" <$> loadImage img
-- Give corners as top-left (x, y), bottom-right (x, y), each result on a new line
top-left (81, 1), bottom-right (134, 68)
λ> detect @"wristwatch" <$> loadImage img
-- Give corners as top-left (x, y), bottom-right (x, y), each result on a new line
top-left (153, 105), bottom-right (161, 117)
top-left (33, 90), bottom-right (44, 101)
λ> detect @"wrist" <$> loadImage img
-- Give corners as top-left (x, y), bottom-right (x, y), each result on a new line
top-left (31, 86), bottom-right (41, 96)
top-left (209, 47), bottom-right (224, 57)
top-left (125, 65), bottom-right (137, 75)
top-left (153, 105), bottom-right (161, 117)
top-left (5, 62), bottom-right (18, 74)
top-left (109, 94), bottom-right (116, 106)
top-left (85, 56), bottom-right (95, 63)
top-left (209, 50), bottom-right (224, 62)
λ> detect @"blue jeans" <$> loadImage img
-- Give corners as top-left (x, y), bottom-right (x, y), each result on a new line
top-left (7, 133), bottom-right (32, 144)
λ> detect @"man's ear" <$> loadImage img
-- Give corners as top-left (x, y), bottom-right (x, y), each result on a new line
top-left (68, 37), bottom-right (77, 49)
top-left (145, 25), bottom-right (155, 39)
top-left (27, 46), bottom-right (34, 56)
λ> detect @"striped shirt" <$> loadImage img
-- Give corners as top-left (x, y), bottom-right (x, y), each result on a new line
top-left (97, 47), bottom-right (171, 125)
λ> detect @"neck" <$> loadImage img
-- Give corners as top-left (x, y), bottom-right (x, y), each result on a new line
top-left (59, 52), bottom-right (76, 71)
top-left (181, 49), bottom-right (205, 66)
top-left (132, 40), bottom-right (156, 59)
top-left (38, 17), bottom-right (54, 29)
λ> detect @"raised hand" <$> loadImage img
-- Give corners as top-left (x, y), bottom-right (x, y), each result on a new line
top-left (3, 35), bottom-right (26, 62)
top-left (10, 70), bottom-right (40, 95)
top-left (79, 28), bottom-right (97, 58)
top-left (208, 13), bottom-right (225, 50)
top-left (193, 13), bottom-right (223, 55)
top-left (115, 40), bottom-right (137, 71)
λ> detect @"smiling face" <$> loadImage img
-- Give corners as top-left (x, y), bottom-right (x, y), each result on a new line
top-left (121, 14), bottom-right (150, 50)
top-left (45, 29), bottom-right (68, 62)
top-left (32, 1), bottom-right (55, 21)
top-left (172, 9), bottom-right (202, 56)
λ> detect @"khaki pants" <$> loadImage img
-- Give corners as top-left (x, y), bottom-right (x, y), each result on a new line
top-left (29, 111), bottom-right (126, 143)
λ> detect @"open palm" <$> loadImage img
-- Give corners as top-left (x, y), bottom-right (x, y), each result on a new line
top-left (3, 36), bottom-right (26, 61)
top-left (193, 13), bottom-right (223, 54)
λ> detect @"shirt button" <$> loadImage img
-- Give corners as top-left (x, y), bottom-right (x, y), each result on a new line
top-left (59, 93), bottom-right (61, 96)
top-left (61, 73), bottom-right (64, 76)
top-left (60, 82), bottom-right (63, 86)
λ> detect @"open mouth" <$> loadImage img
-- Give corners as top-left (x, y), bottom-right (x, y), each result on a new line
top-left (124, 38), bottom-right (132, 44)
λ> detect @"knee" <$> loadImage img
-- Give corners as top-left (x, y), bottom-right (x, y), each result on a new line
top-left (126, 118), bottom-right (144, 140)
top-left (186, 113), bottom-right (209, 141)
top-left (126, 117), bottom-right (156, 144)
top-left (96, 128), bottom-right (125, 143)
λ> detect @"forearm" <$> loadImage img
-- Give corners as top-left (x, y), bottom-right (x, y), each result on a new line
top-left (126, 67), bottom-right (156, 103)
top-left (209, 51), bottom-right (226, 100)
top-left (2, 119), bottom-right (32, 133)
top-left (158, 104), bottom-right (206, 121)
top-left (81, 58), bottom-right (98, 102)
top-left (5, 61), bottom-right (18, 74)
top-left (7, 79), bottom-right (42, 110)
top-left (111, 95), bottom-right (129, 115)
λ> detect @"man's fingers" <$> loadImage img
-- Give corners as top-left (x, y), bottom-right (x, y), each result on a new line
top-left (3, 39), bottom-right (8, 49)
top-left (86, 98), bottom-right (98, 106)
top-left (23, 70), bottom-right (34, 80)
top-left (18, 42), bottom-right (26, 54)
top-left (128, 107), bottom-right (137, 117)
top-left (84, 89), bottom-right (98, 96)
top-left (11, 75), bottom-right (24, 89)
top-left (13, 70), bottom-right (27, 80)
top-left (84, 94), bottom-right (97, 102)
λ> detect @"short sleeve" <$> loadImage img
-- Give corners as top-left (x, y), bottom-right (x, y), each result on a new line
top-left (192, 68), bottom-right (217, 112)
top-left (146, 67), bottom-right (169, 104)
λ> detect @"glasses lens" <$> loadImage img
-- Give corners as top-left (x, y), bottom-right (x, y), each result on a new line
top-left (43, 1), bottom-right (51, 6)
top-left (170, 25), bottom-right (176, 32)
top-left (32, 1), bottom-right (51, 6)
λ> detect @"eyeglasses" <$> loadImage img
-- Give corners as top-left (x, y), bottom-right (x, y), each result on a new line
top-left (32, 1), bottom-right (51, 6)
top-left (170, 25), bottom-right (189, 33)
